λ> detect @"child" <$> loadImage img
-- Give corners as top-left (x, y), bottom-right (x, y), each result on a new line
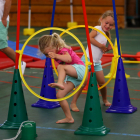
top-left (70, 10), bottom-right (114, 112)
top-left (0, 0), bottom-right (26, 74)
top-left (38, 33), bottom-right (86, 123)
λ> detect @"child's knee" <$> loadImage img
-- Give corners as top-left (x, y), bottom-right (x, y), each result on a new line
top-left (83, 77), bottom-right (88, 86)
top-left (98, 83), bottom-right (106, 87)
top-left (82, 82), bottom-right (87, 88)
top-left (0, 47), bottom-right (6, 52)
top-left (57, 64), bottom-right (63, 70)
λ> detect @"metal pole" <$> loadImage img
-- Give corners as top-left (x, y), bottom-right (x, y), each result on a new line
top-left (70, 0), bottom-right (73, 22)
top-left (28, 0), bottom-right (31, 29)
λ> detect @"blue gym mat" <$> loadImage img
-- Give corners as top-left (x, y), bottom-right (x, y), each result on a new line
top-left (8, 40), bottom-right (46, 60)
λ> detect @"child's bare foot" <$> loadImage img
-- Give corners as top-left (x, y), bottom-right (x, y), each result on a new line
top-left (70, 104), bottom-right (80, 112)
top-left (103, 100), bottom-right (111, 107)
top-left (56, 118), bottom-right (74, 124)
top-left (48, 83), bottom-right (64, 90)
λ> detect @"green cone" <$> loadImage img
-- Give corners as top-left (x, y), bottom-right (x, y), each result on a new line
top-left (0, 69), bottom-right (28, 129)
top-left (74, 72), bottom-right (110, 135)
top-left (20, 122), bottom-right (37, 140)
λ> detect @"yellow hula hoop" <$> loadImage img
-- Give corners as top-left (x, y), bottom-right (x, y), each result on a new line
top-left (16, 27), bottom-right (90, 102)
top-left (53, 25), bottom-right (118, 90)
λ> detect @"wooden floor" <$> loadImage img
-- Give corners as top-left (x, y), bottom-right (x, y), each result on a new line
top-left (0, 27), bottom-right (140, 140)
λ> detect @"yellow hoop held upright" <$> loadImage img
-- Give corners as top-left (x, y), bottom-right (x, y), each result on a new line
top-left (57, 25), bottom-right (118, 90)
top-left (16, 27), bottom-right (89, 102)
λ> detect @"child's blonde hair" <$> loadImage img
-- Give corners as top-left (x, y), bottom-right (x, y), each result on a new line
top-left (99, 10), bottom-right (114, 39)
top-left (38, 32), bottom-right (70, 53)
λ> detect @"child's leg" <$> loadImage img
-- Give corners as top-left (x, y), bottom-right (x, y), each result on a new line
top-left (1, 47), bottom-right (16, 62)
top-left (70, 70), bottom-right (89, 112)
top-left (96, 70), bottom-right (111, 106)
top-left (70, 87), bottom-right (83, 112)
top-left (56, 81), bottom-right (75, 124)
top-left (48, 64), bottom-right (78, 90)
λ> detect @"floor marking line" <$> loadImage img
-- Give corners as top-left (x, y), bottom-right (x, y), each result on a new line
top-left (36, 126), bottom-right (140, 137)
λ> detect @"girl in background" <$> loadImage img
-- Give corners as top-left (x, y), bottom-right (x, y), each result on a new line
top-left (70, 10), bottom-right (115, 112)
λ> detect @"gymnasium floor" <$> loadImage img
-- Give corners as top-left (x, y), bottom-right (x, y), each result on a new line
top-left (0, 26), bottom-right (140, 140)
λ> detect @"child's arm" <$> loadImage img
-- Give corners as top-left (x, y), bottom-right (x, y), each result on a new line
top-left (48, 51), bottom-right (72, 63)
top-left (90, 30), bottom-right (107, 53)
top-left (106, 44), bottom-right (112, 51)
top-left (2, 0), bottom-right (12, 27)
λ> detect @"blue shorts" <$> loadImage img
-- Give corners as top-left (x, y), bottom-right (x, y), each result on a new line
top-left (81, 55), bottom-right (102, 72)
top-left (64, 64), bottom-right (85, 87)
top-left (0, 21), bottom-right (9, 49)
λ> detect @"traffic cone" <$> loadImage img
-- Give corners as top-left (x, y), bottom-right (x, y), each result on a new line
top-left (32, 57), bottom-right (60, 109)
top-left (106, 57), bottom-right (137, 113)
top-left (75, 72), bottom-right (110, 135)
top-left (83, 72), bottom-right (100, 92)
top-left (105, 38), bottom-right (130, 79)
top-left (0, 69), bottom-right (28, 129)
top-left (83, 72), bottom-right (91, 91)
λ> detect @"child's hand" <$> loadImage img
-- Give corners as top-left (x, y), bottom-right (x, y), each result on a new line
top-left (107, 44), bottom-right (112, 51)
top-left (100, 44), bottom-right (107, 53)
top-left (48, 52), bottom-right (56, 59)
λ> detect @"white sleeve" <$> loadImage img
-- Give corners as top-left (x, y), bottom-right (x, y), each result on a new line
top-left (94, 26), bottom-right (101, 35)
